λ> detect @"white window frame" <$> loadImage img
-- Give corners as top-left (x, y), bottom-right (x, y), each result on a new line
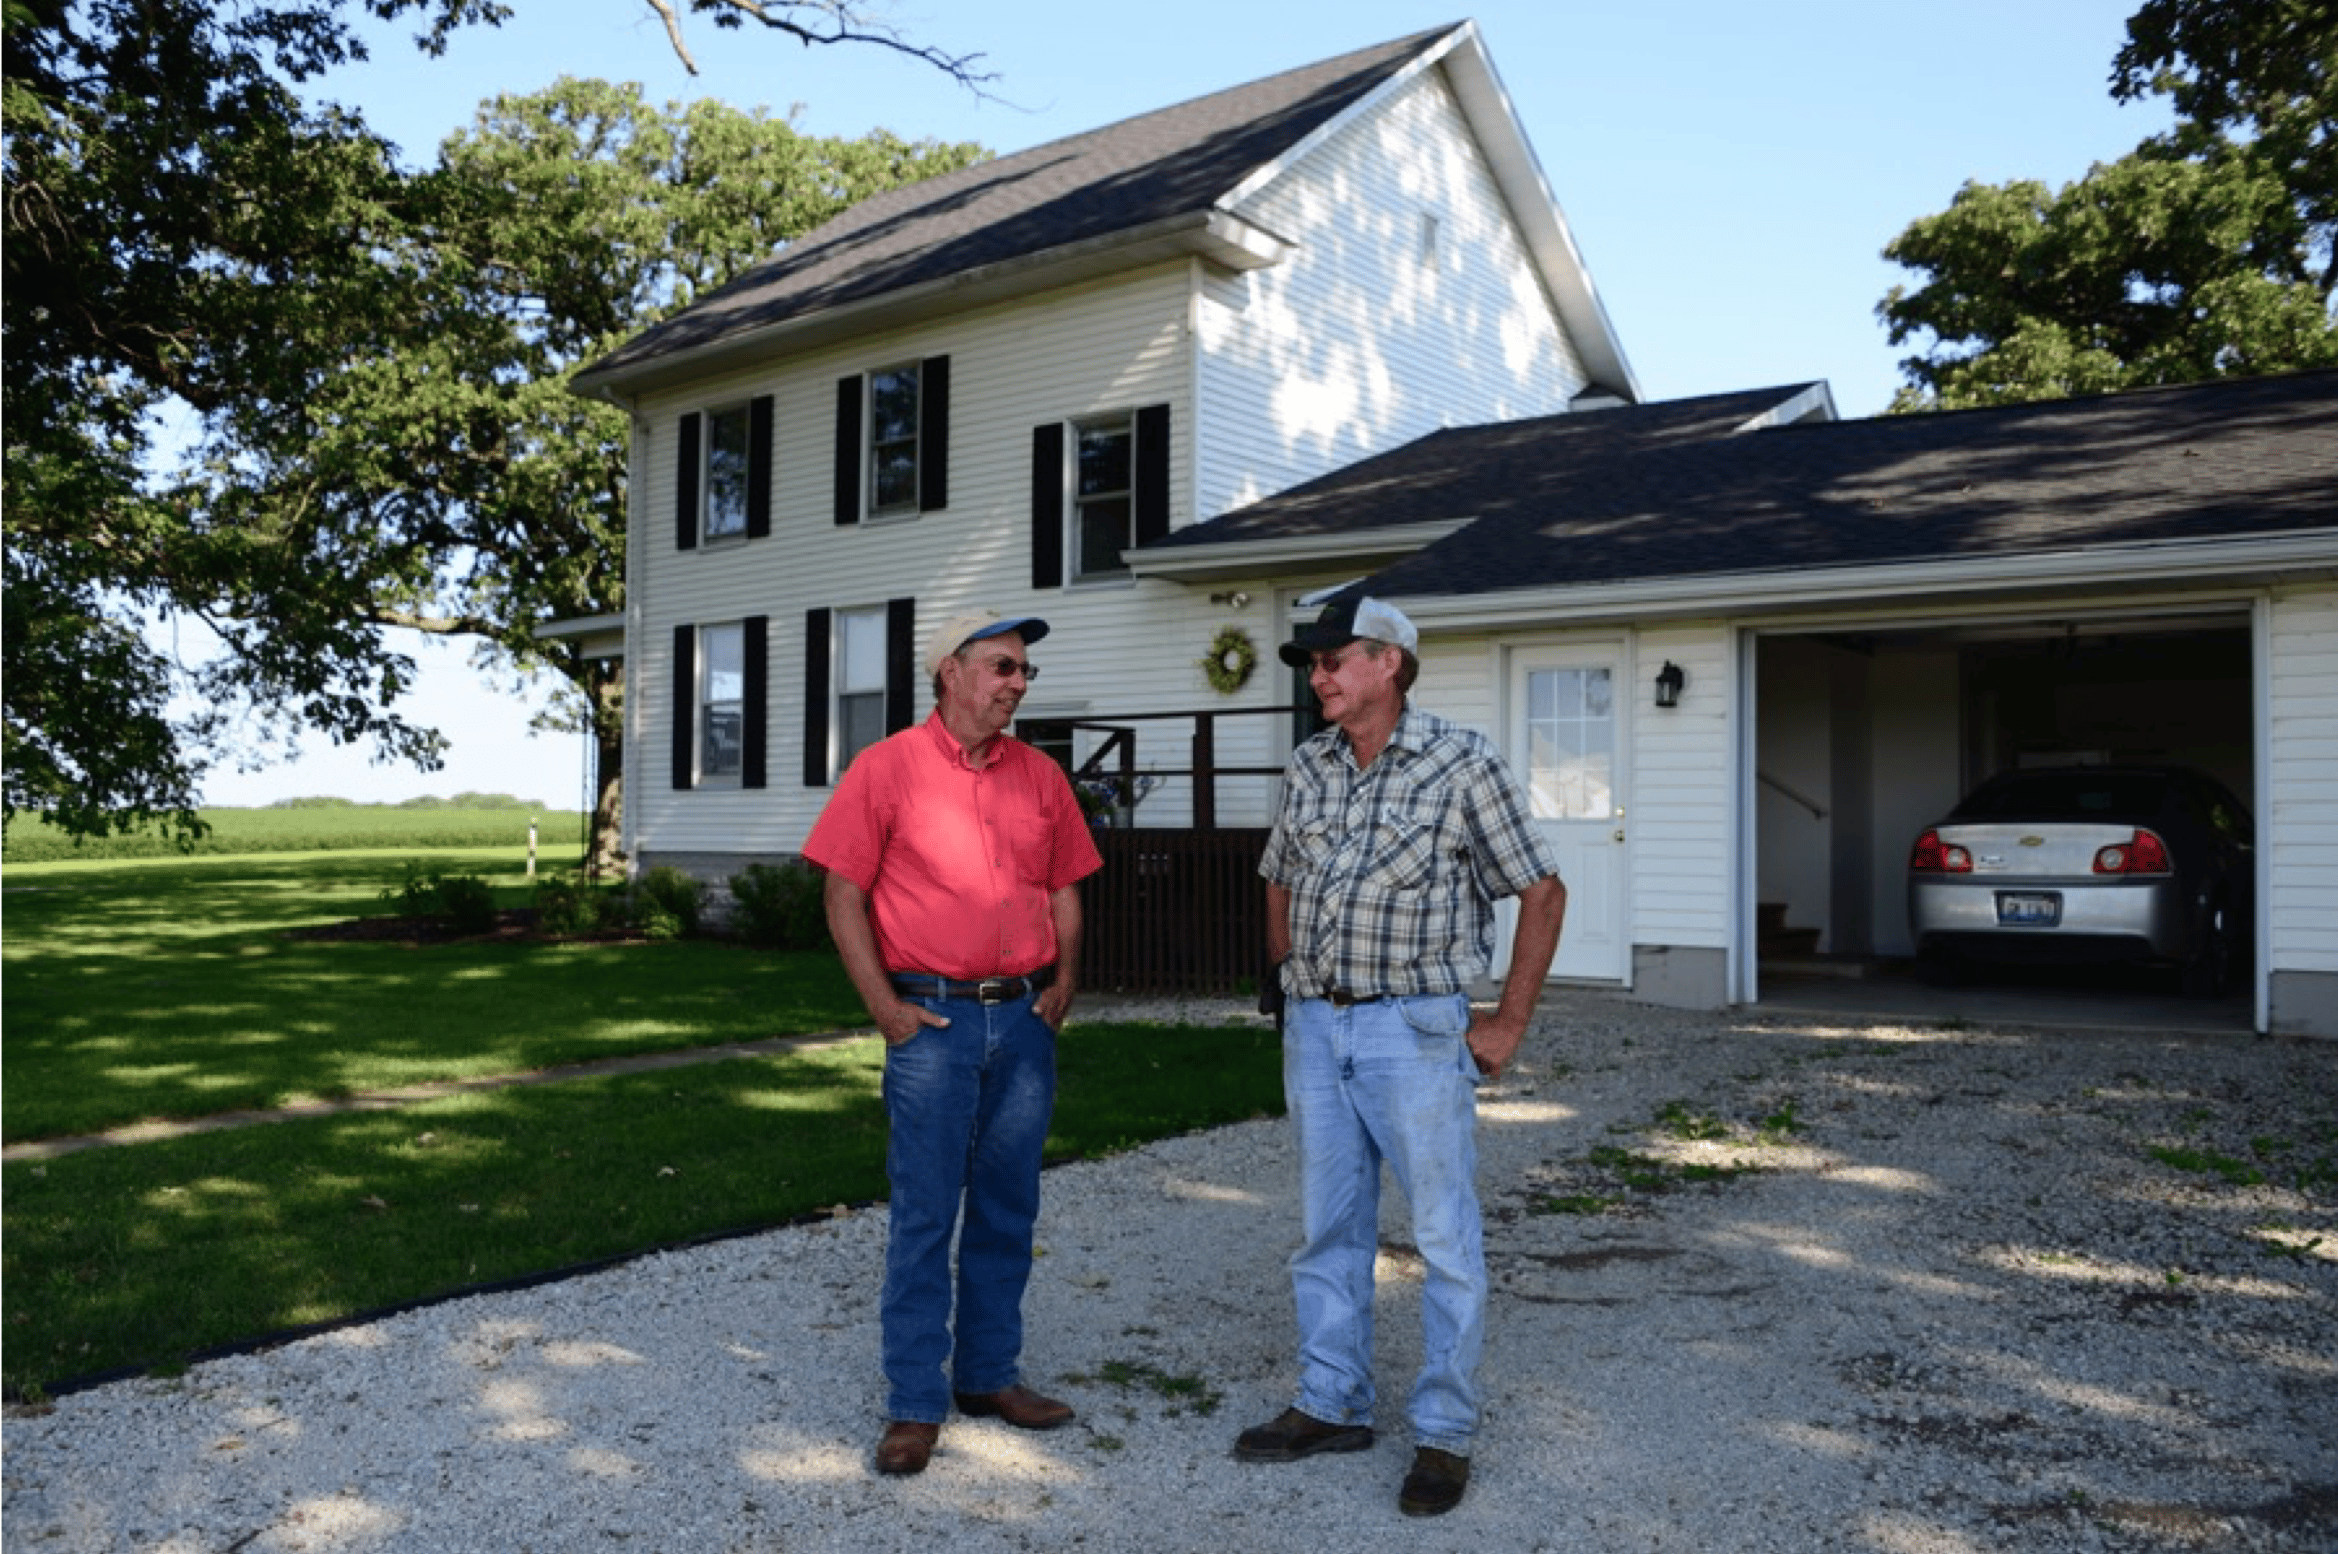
top-left (702, 402), bottom-right (753, 543)
top-left (698, 621), bottom-right (745, 784)
top-left (866, 363), bottom-right (921, 519)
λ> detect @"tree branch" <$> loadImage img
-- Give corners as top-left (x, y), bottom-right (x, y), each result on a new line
top-left (652, 0), bottom-right (996, 92)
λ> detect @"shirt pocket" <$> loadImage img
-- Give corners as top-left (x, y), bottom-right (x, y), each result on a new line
top-left (1370, 798), bottom-right (1445, 891)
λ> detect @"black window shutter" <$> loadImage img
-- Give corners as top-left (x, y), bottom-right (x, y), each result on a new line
top-left (833, 377), bottom-right (861, 526)
top-left (886, 597), bottom-right (917, 732)
top-left (671, 623), bottom-right (696, 789)
top-left (1135, 402), bottom-right (1172, 547)
top-left (802, 608), bottom-right (833, 787)
top-left (742, 614), bottom-right (768, 789)
top-left (1030, 422), bottom-right (1065, 589)
top-left (918, 355), bottom-right (950, 512)
top-left (676, 413), bottom-right (701, 551)
top-left (746, 396), bottom-right (774, 539)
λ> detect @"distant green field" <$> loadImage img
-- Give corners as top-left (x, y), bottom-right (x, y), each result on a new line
top-left (3, 805), bottom-right (591, 864)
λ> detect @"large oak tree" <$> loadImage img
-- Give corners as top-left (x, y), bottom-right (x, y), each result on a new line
top-left (1878, 0), bottom-right (2338, 410)
top-left (3, 0), bottom-right (986, 851)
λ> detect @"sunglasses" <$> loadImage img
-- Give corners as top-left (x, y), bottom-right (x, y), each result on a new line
top-left (976, 654), bottom-right (1040, 681)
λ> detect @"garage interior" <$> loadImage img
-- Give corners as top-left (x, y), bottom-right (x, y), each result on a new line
top-left (1749, 610), bottom-right (2256, 1030)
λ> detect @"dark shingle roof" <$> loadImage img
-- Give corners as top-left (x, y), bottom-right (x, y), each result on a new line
top-left (579, 26), bottom-right (1461, 385)
top-left (1146, 371), bottom-right (2338, 597)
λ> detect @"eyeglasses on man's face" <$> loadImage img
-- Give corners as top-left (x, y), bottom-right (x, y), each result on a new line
top-left (1308, 646), bottom-right (1369, 676)
top-left (977, 654), bottom-right (1039, 681)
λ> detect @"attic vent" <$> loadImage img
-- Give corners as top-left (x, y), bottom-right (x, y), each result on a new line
top-left (1419, 212), bottom-right (1441, 275)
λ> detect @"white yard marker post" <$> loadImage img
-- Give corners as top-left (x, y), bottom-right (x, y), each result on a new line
top-left (528, 817), bottom-right (538, 881)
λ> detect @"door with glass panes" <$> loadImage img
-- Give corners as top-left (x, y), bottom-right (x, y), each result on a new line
top-left (1503, 649), bottom-right (1627, 982)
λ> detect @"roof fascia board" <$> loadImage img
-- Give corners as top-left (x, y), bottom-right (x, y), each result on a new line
top-left (1392, 532), bottom-right (2338, 629)
top-left (1736, 382), bottom-right (1837, 429)
top-left (1128, 518), bottom-right (1474, 582)
top-left (574, 210), bottom-right (1293, 400)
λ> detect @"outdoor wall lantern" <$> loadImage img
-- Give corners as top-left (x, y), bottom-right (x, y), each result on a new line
top-left (1654, 661), bottom-right (1686, 709)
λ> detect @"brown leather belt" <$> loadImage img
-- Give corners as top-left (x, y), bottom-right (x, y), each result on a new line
top-left (890, 967), bottom-right (1055, 1005)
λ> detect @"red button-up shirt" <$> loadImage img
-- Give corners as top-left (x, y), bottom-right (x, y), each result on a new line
top-left (803, 712), bottom-right (1103, 979)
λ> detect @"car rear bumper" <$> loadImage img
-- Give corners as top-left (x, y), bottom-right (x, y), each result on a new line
top-left (1908, 878), bottom-right (2189, 963)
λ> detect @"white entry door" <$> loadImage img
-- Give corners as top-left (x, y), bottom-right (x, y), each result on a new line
top-left (1503, 650), bottom-right (1628, 982)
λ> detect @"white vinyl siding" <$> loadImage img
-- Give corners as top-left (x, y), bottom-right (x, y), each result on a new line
top-left (628, 270), bottom-right (1195, 857)
top-left (2268, 585), bottom-right (2338, 974)
top-left (1627, 628), bottom-right (1731, 951)
top-left (1196, 64), bottom-right (1586, 518)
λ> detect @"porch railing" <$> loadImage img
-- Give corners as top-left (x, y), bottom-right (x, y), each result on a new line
top-left (1020, 706), bottom-right (1305, 994)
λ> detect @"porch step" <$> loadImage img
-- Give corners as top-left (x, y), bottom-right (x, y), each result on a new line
top-left (1758, 901), bottom-right (1823, 960)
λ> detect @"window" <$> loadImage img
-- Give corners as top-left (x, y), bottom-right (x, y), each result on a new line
top-left (835, 357), bottom-right (948, 524)
top-left (703, 404), bottom-right (752, 541)
top-left (868, 365), bottom-right (920, 517)
top-left (699, 622), bottom-right (745, 782)
top-left (1419, 211), bottom-right (1441, 276)
top-left (675, 398), bottom-right (772, 551)
top-left (1074, 416), bottom-right (1134, 579)
top-left (1524, 667), bottom-right (1614, 819)
top-left (834, 606), bottom-right (889, 773)
top-left (1030, 403), bottom-right (1171, 589)
top-left (802, 599), bottom-right (916, 787)
top-left (672, 618), bottom-right (766, 791)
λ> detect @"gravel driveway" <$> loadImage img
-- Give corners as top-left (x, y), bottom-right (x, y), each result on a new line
top-left (5, 993), bottom-right (2334, 1553)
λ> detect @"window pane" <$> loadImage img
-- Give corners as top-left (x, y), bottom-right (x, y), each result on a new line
top-left (839, 608), bottom-right (886, 691)
top-left (839, 691), bottom-right (885, 772)
top-left (1525, 667), bottom-right (1613, 819)
top-left (869, 368), bottom-right (919, 442)
top-left (706, 405), bottom-right (750, 539)
top-left (872, 445), bottom-right (918, 512)
top-left (1077, 422), bottom-right (1131, 496)
top-left (1077, 495), bottom-right (1131, 577)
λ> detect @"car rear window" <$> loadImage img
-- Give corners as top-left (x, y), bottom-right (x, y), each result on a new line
top-left (1952, 772), bottom-right (2169, 820)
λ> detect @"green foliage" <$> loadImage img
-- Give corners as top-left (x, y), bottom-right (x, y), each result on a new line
top-left (630, 865), bottom-right (707, 939)
top-left (3, 1), bottom-right (988, 853)
top-left (533, 871), bottom-right (618, 935)
top-left (1879, 1), bottom-right (2338, 409)
top-left (380, 861), bottom-right (498, 932)
top-left (726, 860), bottom-right (833, 951)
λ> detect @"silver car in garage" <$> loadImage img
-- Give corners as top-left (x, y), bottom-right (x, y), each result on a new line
top-left (1907, 765), bottom-right (2253, 998)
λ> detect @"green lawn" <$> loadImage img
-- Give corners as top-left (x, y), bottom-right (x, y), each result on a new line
top-left (0, 846), bottom-right (1284, 1398)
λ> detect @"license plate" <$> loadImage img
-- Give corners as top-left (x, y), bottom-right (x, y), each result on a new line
top-left (1996, 892), bottom-right (2062, 927)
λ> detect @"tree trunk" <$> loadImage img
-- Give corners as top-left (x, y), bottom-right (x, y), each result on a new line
top-left (586, 661), bottom-right (625, 878)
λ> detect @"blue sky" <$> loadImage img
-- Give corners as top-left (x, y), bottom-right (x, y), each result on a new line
top-left (203, 0), bottom-right (2169, 806)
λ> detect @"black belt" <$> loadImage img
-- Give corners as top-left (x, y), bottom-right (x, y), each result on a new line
top-left (890, 967), bottom-right (1054, 1005)
top-left (1326, 989), bottom-right (1388, 1007)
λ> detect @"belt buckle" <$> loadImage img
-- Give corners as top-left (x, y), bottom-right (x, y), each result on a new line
top-left (976, 977), bottom-right (1015, 1004)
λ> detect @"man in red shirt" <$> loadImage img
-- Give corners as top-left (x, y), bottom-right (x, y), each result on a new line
top-left (804, 610), bottom-right (1103, 1477)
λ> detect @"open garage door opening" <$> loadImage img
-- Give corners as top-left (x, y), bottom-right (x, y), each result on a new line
top-left (1749, 611), bottom-right (2255, 1022)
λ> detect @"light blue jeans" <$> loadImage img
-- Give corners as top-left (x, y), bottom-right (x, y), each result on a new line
top-left (1282, 991), bottom-right (1487, 1456)
top-left (878, 993), bottom-right (1056, 1424)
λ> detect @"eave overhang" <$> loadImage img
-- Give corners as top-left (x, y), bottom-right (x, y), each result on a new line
top-left (1387, 531), bottom-right (2338, 632)
top-left (1126, 518), bottom-right (1474, 585)
top-left (572, 209), bottom-right (1294, 403)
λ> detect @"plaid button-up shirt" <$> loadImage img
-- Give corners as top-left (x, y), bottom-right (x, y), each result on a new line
top-left (1261, 705), bottom-right (1557, 1001)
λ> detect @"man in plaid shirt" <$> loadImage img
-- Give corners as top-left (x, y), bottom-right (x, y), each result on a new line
top-left (1235, 595), bottom-right (1566, 1519)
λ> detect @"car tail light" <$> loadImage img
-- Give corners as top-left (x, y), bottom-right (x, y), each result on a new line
top-left (2094, 829), bottom-right (2173, 875)
top-left (1910, 829), bottom-right (1972, 873)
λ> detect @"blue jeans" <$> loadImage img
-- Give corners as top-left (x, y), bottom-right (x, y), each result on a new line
top-left (879, 992), bottom-right (1057, 1423)
top-left (1283, 992), bottom-right (1486, 1455)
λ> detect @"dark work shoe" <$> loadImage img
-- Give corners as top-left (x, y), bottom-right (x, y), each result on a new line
top-left (874, 1420), bottom-right (939, 1476)
top-left (1233, 1406), bottom-right (1375, 1462)
top-left (952, 1384), bottom-right (1074, 1431)
top-left (1397, 1446), bottom-right (1470, 1516)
